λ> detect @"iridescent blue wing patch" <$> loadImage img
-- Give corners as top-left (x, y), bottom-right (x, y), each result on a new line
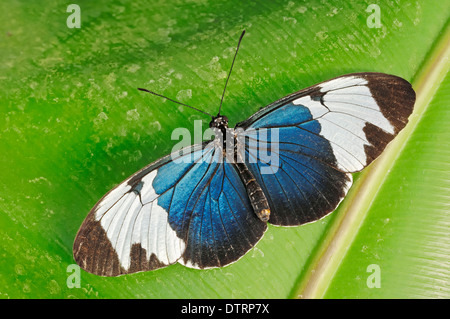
top-left (73, 141), bottom-right (267, 276)
top-left (236, 73), bottom-right (415, 226)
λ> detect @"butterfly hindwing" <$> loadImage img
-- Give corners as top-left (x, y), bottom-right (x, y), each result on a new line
top-left (236, 73), bottom-right (415, 226)
top-left (73, 142), bottom-right (267, 276)
top-left (241, 126), bottom-right (353, 226)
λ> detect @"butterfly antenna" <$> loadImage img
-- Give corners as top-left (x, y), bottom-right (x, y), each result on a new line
top-left (138, 88), bottom-right (213, 117)
top-left (217, 30), bottom-right (246, 116)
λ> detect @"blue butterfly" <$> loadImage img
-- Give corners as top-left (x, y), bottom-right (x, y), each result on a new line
top-left (73, 31), bottom-right (415, 276)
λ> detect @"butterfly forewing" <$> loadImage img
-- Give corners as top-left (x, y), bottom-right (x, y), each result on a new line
top-left (236, 73), bottom-right (415, 226)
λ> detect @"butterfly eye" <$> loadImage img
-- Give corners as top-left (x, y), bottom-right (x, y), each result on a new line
top-left (209, 115), bottom-right (229, 129)
top-left (209, 117), bottom-right (218, 128)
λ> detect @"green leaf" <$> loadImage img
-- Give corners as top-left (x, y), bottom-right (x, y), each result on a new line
top-left (1, 0), bottom-right (449, 298)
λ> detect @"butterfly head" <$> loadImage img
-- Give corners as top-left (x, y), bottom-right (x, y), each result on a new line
top-left (209, 115), bottom-right (229, 129)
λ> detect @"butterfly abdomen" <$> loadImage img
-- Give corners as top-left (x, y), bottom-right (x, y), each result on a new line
top-left (234, 158), bottom-right (270, 222)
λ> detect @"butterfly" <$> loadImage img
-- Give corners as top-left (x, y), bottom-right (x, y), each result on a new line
top-left (73, 31), bottom-right (415, 276)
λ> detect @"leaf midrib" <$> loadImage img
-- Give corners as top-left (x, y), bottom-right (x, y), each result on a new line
top-left (291, 22), bottom-right (450, 299)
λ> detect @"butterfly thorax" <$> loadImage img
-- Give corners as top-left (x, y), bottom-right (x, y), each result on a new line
top-left (209, 115), bottom-right (230, 148)
top-left (209, 115), bottom-right (240, 163)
